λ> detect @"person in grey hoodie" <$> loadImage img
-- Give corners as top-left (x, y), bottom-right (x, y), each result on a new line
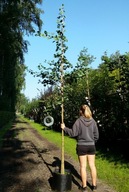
top-left (61, 104), bottom-right (99, 192)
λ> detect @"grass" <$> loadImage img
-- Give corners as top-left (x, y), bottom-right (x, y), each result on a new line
top-left (1, 116), bottom-right (129, 192)
top-left (96, 153), bottom-right (129, 192)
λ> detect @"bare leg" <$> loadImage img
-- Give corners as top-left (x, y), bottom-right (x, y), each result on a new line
top-left (78, 155), bottom-right (87, 187)
top-left (87, 155), bottom-right (97, 186)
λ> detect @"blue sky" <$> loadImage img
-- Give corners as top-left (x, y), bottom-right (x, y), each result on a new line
top-left (23, 0), bottom-right (129, 100)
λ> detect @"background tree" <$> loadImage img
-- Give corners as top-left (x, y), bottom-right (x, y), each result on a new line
top-left (64, 48), bottom-right (95, 124)
top-left (0, 0), bottom-right (43, 126)
top-left (89, 51), bottom-right (129, 158)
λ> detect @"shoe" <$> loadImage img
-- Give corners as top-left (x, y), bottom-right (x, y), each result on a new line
top-left (92, 185), bottom-right (97, 191)
top-left (81, 186), bottom-right (88, 192)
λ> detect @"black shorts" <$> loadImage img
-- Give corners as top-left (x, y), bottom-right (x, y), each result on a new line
top-left (76, 145), bottom-right (96, 156)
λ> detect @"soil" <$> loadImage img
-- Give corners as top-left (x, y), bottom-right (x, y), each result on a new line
top-left (0, 117), bottom-right (117, 192)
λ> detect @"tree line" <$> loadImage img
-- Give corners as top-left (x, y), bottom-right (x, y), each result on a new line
top-left (0, 0), bottom-right (43, 127)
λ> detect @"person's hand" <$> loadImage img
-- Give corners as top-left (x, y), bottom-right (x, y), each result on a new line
top-left (61, 123), bottom-right (65, 130)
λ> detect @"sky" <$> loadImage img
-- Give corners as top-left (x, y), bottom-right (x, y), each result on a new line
top-left (23, 0), bottom-right (129, 100)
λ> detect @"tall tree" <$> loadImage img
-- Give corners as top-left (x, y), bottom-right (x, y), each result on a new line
top-left (0, 0), bottom-right (43, 112)
top-left (29, 4), bottom-right (71, 174)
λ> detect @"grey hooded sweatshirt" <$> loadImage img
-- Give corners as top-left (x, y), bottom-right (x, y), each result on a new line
top-left (64, 116), bottom-right (99, 145)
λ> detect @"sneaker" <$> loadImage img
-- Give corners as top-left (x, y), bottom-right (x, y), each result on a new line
top-left (92, 185), bottom-right (97, 191)
top-left (81, 186), bottom-right (88, 192)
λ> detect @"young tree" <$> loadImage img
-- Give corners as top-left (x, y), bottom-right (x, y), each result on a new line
top-left (29, 4), bottom-right (72, 174)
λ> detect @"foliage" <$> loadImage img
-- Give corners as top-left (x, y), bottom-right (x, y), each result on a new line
top-left (63, 48), bottom-right (95, 124)
top-left (16, 93), bottom-right (30, 114)
top-left (29, 4), bottom-right (72, 87)
top-left (26, 50), bottom-right (129, 160)
top-left (0, 0), bottom-right (43, 115)
top-left (24, 99), bottom-right (40, 120)
top-left (89, 51), bottom-right (129, 159)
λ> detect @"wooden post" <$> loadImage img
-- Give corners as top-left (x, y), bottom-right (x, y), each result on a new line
top-left (60, 16), bottom-right (65, 174)
top-left (86, 70), bottom-right (90, 99)
top-left (61, 72), bottom-right (65, 174)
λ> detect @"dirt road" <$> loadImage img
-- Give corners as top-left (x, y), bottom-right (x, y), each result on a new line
top-left (0, 117), bottom-right (117, 192)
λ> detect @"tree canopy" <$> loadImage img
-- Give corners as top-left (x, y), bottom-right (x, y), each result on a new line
top-left (0, 0), bottom-right (43, 109)
top-left (0, 0), bottom-right (43, 126)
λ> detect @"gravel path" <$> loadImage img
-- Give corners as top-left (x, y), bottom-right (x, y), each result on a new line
top-left (0, 117), bottom-right (117, 192)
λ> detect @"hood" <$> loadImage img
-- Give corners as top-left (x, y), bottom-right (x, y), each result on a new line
top-left (79, 116), bottom-right (93, 127)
